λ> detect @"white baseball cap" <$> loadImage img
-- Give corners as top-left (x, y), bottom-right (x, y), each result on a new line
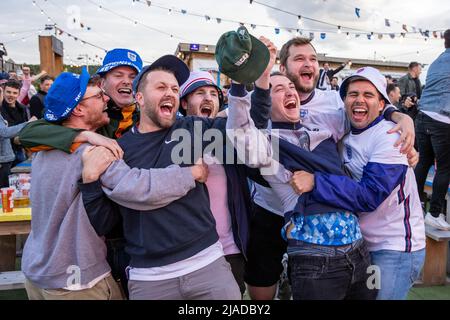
top-left (339, 66), bottom-right (392, 104)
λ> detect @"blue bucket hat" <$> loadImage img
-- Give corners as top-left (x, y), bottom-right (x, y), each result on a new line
top-left (96, 48), bottom-right (143, 75)
top-left (132, 55), bottom-right (190, 93)
top-left (44, 66), bottom-right (90, 122)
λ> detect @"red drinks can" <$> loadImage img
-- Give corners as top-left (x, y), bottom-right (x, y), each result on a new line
top-left (1, 187), bottom-right (14, 213)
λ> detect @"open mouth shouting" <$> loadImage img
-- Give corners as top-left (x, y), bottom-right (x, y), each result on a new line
top-left (299, 71), bottom-right (314, 82)
top-left (284, 99), bottom-right (297, 110)
top-left (117, 87), bottom-right (132, 98)
top-left (159, 99), bottom-right (176, 117)
top-left (351, 105), bottom-right (368, 123)
top-left (199, 103), bottom-right (214, 117)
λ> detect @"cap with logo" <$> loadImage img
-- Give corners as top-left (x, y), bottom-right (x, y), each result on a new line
top-left (339, 66), bottom-right (392, 104)
top-left (179, 71), bottom-right (224, 115)
top-left (215, 26), bottom-right (269, 84)
top-left (132, 55), bottom-right (190, 93)
top-left (44, 66), bottom-right (90, 122)
top-left (96, 48), bottom-right (143, 75)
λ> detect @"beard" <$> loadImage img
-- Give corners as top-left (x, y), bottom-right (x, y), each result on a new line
top-left (285, 69), bottom-right (319, 94)
top-left (144, 103), bottom-right (176, 129)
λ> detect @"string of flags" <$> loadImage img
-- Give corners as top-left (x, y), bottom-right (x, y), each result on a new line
top-left (132, 0), bottom-right (445, 41)
top-left (31, 0), bottom-right (446, 53)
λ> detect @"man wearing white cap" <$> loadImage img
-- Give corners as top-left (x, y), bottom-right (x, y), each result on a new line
top-left (290, 67), bottom-right (426, 299)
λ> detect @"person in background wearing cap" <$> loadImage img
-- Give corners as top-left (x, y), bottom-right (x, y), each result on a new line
top-left (178, 70), bottom-right (269, 295)
top-left (224, 53), bottom-right (376, 299)
top-left (0, 79), bottom-right (36, 188)
top-left (245, 36), bottom-right (418, 300)
top-left (79, 54), bottom-right (258, 300)
top-left (21, 68), bottom-right (125, 300)
top-left (290, 67), bottom-right (425, 300)
top-left (17, 48), bottom-right (143, 296)
top-left (414, 29), bottom-right (450, 231)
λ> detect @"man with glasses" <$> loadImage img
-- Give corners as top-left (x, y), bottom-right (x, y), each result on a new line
top-left (18, 48), bottom-right (144, 296)
top-left (21, 68), bottom-right (124, 300)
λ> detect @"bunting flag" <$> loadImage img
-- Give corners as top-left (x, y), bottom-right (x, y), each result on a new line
top-left (378, 34), bottom-right (383, 40)
top-left (181, 9), bottom-right (187, 14)
top-left (355, 8), bottom-right (360, 18)
top-left (433, 31), bottom-right (438, 38)
top-left (216, 18), bottom-right (222, 24)
top-left (419, 28), bottom-right (424, 36)
top-left (385, 19), bottom-right (390, 27)
top-left (275, 28), bottom-right (280, 34)
top-left (145, 0), bottom-right (151, 6)
top-left (412, 27), bottom-right (417, 33)
top-left (320, 32), bottom-right (326, 39)
top-left (355, 34), bottom-right (360, 38)
top-left (389, 33), bottom-right (395, 39)
top-left (367, 34), bottom-right (372, 40)
top-left (424, 30), bottom-right (430, 37)
top-left (309, 32), bottom-right (315, 40)
top-left (402, 24), bottom-right (408, 32)
top-left (250, 24), bottom-right (256, 29)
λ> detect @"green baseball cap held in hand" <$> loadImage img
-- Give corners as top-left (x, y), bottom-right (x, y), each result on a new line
top-left (215, 26), bottom-right (270, 84)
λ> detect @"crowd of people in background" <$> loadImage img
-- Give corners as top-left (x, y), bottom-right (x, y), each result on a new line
top-left (0, 27), bottom-right (449, 301)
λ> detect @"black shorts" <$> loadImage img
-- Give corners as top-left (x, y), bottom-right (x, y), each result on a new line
top-left (244, 203), bottom-right (287, 287)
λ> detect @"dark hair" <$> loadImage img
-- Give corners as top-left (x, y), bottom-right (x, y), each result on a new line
top-left (40, 75), bottom-right (54, 84)
top-left (279, 37), bottom-right (317, 67)
top-left (386, 83), bottom-right (399, 95)
top-left (385, 75), bottom-right (393, 80)
top-left (323, 62), bottom-right (330, 67)
top-left (88, 75), bottom-right (102, 87)
top-left (331, 76), bottom-right (338, 81)
top-left (408, 62), bottom-right (420, 70)
top-left (444, 29), bottom-right (450, 48)
top-left (4, 79), bottom-right (22, 90)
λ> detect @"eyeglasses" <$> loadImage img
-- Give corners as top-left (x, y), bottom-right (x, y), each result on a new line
top-left (80, 89), bottom-right (107, 102)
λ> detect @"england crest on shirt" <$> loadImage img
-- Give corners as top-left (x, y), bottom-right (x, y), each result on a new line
top-left (300, 109), bottom-right (308, 119)
top-left (345, 144), bottom-right (352, 161)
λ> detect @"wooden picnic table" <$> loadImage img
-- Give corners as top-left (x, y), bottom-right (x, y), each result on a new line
top-left (0, 208), bottom-right (31, 272)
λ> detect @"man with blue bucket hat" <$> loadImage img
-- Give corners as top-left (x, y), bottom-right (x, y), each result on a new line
top-left (18, 48), bottom-right (143, 297)
top-left (21, 68), bottom-right (125, 300)
top-left (20, 48), bottom-right (143, 150)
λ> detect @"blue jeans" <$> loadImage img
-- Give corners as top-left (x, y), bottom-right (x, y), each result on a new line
top-left (370, 249), bottom-right (425, 300)
top-left (287, 239), bottom-right (377, 300)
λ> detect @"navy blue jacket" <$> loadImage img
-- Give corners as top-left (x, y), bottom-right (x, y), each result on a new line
top-left (80, 87), bottom-right (271, 263)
